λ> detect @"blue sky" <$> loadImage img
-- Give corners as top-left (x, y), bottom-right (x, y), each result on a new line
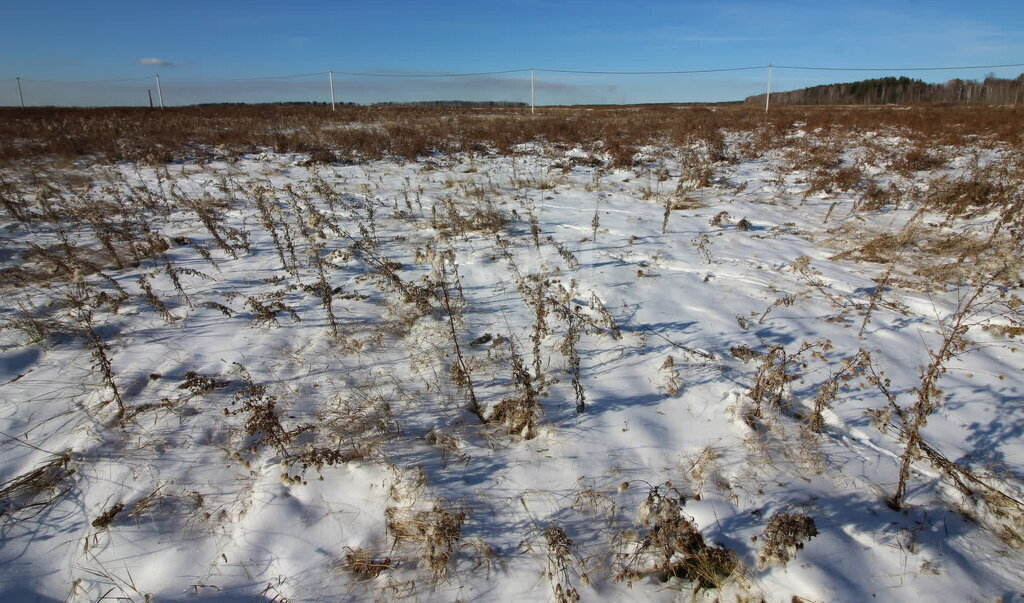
top-left (2, 0), bottom-right (1023, 106)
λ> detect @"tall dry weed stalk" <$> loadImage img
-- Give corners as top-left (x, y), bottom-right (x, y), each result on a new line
top-left (67, 284), bottom-right (125, 418)
top-left (252, 185), bottom-right (294, 274)
top-left (560, 306), bottom-right (586, 414)
top-left (489, 340), bottom-right (542, 439)
top-left (529, 278), bottom-right (549, 382)
top-left (308, 243), bottom-right (338, 337)
top-left (547, 236), bottom-right (580, 271)
top-left (806, 349), bottom-right (871, 433)
top-left (543, 525), bottom-right (582, 602)
top-left (437, 259), bottom-right (485, 423)
top-left (874, 280), bottom-right (997, 509)
top-left (136, 273), bottom-right (173, 322)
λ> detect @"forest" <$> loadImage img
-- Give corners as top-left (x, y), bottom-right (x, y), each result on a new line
top-left (747, 74), bottom-right (1024, 105)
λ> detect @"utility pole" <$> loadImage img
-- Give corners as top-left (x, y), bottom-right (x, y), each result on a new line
top-left (16, 77), bottom-right (25, 108)
top-left (764, 64), bottom-right (773, 115)
top-left (155, 74), bottom-right (164, 108)
top-left (148, 89), bottom-right (154, 108)
top-left (530, 68), bottom-right (535, 115)
top-left (329, 70), bottom-right (336, 111)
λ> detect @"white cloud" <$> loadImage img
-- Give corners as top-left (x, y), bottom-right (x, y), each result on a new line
top-left (136, 58), bottom-right (180, 67)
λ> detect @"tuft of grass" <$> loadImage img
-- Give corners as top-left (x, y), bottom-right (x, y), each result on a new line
top-left (337, 547), bottom-right (393, 582)
top-left (618, 484), bottom-right (740, 590)
top-left (386, 502), bottom-right (466, 584)
top-left (756, 512), bottom-right (818, 568)
top-left (0, 453), bottom-right (75, 522)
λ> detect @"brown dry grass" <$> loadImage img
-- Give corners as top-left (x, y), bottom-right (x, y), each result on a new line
top-left (618, 484), bottom-right (741, 589)
top-left (756, 513), bottom-right (818, 568)
top-left (3, 104), bottom-right (1021, 166)
top-left (385, 503), bottom-right (466, 583)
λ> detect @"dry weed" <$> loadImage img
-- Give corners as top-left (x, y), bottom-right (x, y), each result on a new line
top-left (543, 525), bottom-right (583, 602)
top-left (617, 484), bottom-right (740, 590)
top-left (337, 547), bottom-right (393, 582)
top-left (386, 503), bottom-right (466, 583)
top-left (756, 512), bottom-right (818, 568)
top-left (0, 453), bottom-right (76, 522)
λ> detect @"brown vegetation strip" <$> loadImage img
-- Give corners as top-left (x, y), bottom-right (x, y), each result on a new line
top-left (2, 104), bottom-right (1022, 166)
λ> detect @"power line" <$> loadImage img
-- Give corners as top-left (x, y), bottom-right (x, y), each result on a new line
top-left (331, 68), bottom-right (530, 78)
top-left (536, 66), bottom-right (766, 75)
top-left (5, 62), bottom-right (1023, 85)
top-left (226, 71), bottom-right (329, 81)
top-left (19, 76), bottom-right (153, 84)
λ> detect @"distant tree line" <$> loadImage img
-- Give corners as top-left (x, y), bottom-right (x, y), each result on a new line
top-left (188, 100), bottom-right (525, 108)
top-left (746, 74), bottom-right (1024, 106)
top-left (192, 101), bottom-right (358, 107)
top-left (371, 100), bottom-right (528, 107)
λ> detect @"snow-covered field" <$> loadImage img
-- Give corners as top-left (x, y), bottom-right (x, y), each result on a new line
top-left (1, 125), bottom-right (1022, 602)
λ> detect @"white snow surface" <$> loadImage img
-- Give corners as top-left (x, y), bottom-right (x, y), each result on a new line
top-left (1, 140), bottom-right (1022, 602)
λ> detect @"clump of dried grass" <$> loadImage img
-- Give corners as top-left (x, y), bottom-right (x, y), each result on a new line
top-left (0, 453), bottom-right (75, 522)
top-left (386, 502), bottom-right (466, 583)
top-left (925, 166), bottom-right (1012, 218)
top-left (617, 485), bottom-right (740, 590)
top-left (91, 502), bottom-right (125, 530)
top-left (0, 297), bottom-right (64, 347)
top-left (756, 512), bottom-right (818, 568)
top-left (337, 547), bottom-right (393, 582)
top-left (892, 146), bottom-right (947, 175)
